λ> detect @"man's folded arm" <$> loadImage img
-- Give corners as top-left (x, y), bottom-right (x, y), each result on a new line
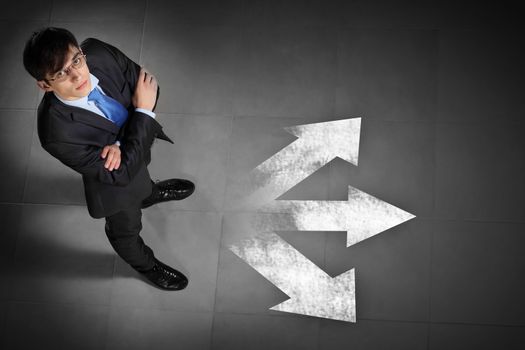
top-left (85, 37), bottom-right (149, 105)
top-left (83, 38), bottom-right (165, 142)
top-left (44, 112), bottom-right (162, 186)
top-left (100, 38), bottom-right (162, 114)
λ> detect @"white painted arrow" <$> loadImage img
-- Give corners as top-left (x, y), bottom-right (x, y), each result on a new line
top-left (257, 185), bottom-right (416, 247)
top-left (241, 118), bottom-right (361, 208)
top-left (229, 116), bottom-right (416, 323)
top-left (229, 231), bottom-right (356, 322)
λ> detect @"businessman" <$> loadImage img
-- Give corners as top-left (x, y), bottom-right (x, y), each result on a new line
top-left (23, 27), bottom-right (193, 291)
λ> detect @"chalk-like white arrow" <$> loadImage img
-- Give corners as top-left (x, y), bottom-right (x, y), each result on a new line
top-left (229, 231), bottom-right (356, 322)
top-left (240, 118), bottom-right (361, 208)
top-left (256, 185), bottom-right (416, 247)
top-left (229, 116), bottom-right (416, 323)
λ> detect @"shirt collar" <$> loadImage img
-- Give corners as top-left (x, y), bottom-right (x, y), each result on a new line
top-left (54, 73), bottom-right (100, 106)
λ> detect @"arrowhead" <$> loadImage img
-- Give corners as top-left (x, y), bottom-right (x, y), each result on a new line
top-left (283, 118), bottom-right (361, 165)
top-left (269, 268), bottom-right (356, 322)
top-left (345, 186), bottom-right (416, 247)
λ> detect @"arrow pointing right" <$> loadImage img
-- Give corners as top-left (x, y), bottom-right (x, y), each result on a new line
top-left (254, 185), bottom-right (416, 247)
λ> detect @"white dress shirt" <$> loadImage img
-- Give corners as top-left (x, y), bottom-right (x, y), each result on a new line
top-left (54, 73), bottom-right (156, 146)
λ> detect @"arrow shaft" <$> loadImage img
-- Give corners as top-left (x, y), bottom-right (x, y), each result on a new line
top-left (230, 231), bottom-right (329, 297)
top-left (260, 201), bottom-right (350, 231)
top-left (247, 138), bottom-right (336, 205)
top-left (230, 230), bottom-right (356, 322)
top-left (255, 186), bottom-right (416, 247)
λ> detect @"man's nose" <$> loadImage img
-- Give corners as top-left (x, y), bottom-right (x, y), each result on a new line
top-left (70, 68), bottom-right (82, 80)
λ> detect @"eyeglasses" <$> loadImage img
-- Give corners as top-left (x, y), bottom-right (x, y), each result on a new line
top-left (47, 52), bottom-right (87, 82)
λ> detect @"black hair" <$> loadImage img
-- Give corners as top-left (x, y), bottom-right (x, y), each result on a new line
top-left (22, 27), bottom-right (79, 81)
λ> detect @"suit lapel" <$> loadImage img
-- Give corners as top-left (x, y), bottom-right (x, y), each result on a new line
top-left (91, 68), bottom-right (129, 107)
top-left (70, 108), bottom-right (121, 135)
top-left (49, 93), bottom-right (121, 135)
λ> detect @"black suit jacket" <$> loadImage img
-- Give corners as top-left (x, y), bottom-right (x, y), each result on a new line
top-left (37, 38), bottom-right (173, 219)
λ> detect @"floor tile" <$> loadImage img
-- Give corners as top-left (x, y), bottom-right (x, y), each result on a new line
top-left (431, 220), bottom-right (525, 325)
top-left (232, 25), bottom-right (337, 119)
top-left (224, 116), bottom-right (333, 210)
top-left (0, 204), bottom-right (23, 300)
top-left (215, 212), bottom-right (328, 316)
top-left (242, 0), bottom-right (341, 28)
top-left (23, 123), bottom-right (85, 205)
top-left (324, 218), bottom-right (431, 322)
top-left (335, 28), bottom-right (438, 122)
top-left (106, 306), bottom-right (212, 350)
top-left (224, 116), bottom-right (301, 209)
top-left (50, 21), bottom-right (144, 63)
top-left (8, 204), bottom-right (114, 305)
top-left (328, 119), bottom-right (435, 217)
top-left (0, 21), bottom-right (46, 109)
top-left (0, 0), bottom-right (52, 20)
top-left (148, 115), bottom-right (232, 212)
top-left (319, 318), bottom-right (428, 350)
top-left (141, 22), bottom-right (240, 115)
top-left (211, 312), bottom-right (319, 350)
top-left (214, 242), bottom-right (290, 316)
top-left (3, 301), bottom-right (109, 350)
top-left (109, 209), bottom-right (221, 313)
top-left (0, 110), bottom-right (34, 203)
top-left (434, 122), bottom-right (525, 221)
top-left (278, 164), bottom-right (330, 201)
top-left (437, 30), bottom-right (525, 123)
top-left (436, 0), bottom-right (523, 30)
top-left (51, 0), bottom-right (146, 22)
top-left (429, 323), bottom-right (525, 350)
top-left (146, 0), bottom-right (245, 26)
top-left (0, 301), bottom-right (5, 348)
top-left (339, 0), bottom-right (439, 29)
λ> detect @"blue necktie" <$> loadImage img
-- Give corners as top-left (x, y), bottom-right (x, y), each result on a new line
top-left (88, 87), bottom-right (128, 128)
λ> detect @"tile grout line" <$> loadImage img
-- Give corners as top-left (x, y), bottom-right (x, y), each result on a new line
top-left (426, 28), bottom-right (440, 350)
top-left (47, 0), bottom-right (54, 24)
top-left (17, 0), bottom-right (53, 207)
top-left (210, 309), bottom-right (525, 328)
top-left (2, 201), bottom-right (525, 224)
top-left (19, 112), bottom-right (37, 214)
top-left (320, 20), bottom-right (337, 334)
top-left (332, 25), bottom-right (342, 123)
top-left (218, 115), bottom-right (235, 210)
top-left (102, 254), bottom-right (117, 350)
top-left (3, 108), bottom-right (520, 127)
top-left (209, 212), bottom-right (226, 350)
top-left (138, 0), bottom-right (148, 66)
top-left (0, 108), bottom-right (37, 112)
top-left (208, 17), bottom-right (245, 348)
top-left (103, 2), bottom-right (148, 348)
top-left (0, 302), bottom-right (7, 349)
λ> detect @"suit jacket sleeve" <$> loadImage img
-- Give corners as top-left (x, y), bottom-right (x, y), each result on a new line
top-left (43, 110), bottom-right (163, 187)
top-left (82, 38), bottom-right (170, 143)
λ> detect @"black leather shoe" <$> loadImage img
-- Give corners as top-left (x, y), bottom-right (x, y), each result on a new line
top-left (142, 178), bottom-right (195, 209)
top-left (141, 258), bottom-right (188, 291)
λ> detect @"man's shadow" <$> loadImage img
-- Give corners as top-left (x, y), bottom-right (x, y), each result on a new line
top-left (3, 175), bottom-right (142, 287)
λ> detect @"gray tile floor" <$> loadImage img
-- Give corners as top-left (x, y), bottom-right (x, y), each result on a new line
top-left (1, 1), bottom-right (524, 349)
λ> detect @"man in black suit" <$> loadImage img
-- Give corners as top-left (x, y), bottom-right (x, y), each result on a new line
top-left (23, 27), bottom-right (193, 291)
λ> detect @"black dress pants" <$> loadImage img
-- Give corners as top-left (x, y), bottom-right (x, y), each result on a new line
top-left (104, 205), bottom-right (156, 272)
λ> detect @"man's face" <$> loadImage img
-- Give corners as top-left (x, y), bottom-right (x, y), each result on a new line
top-left (37, 45), bottom-right (91, 100)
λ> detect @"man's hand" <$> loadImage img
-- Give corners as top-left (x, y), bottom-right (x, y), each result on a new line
top-left (101, 144), bottom-right (121, 171)
top-left (132, 67), bottom-right (158, 111)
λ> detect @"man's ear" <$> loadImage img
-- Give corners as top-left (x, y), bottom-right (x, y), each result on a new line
top-left (36, 80), bottom-right (53, 92)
